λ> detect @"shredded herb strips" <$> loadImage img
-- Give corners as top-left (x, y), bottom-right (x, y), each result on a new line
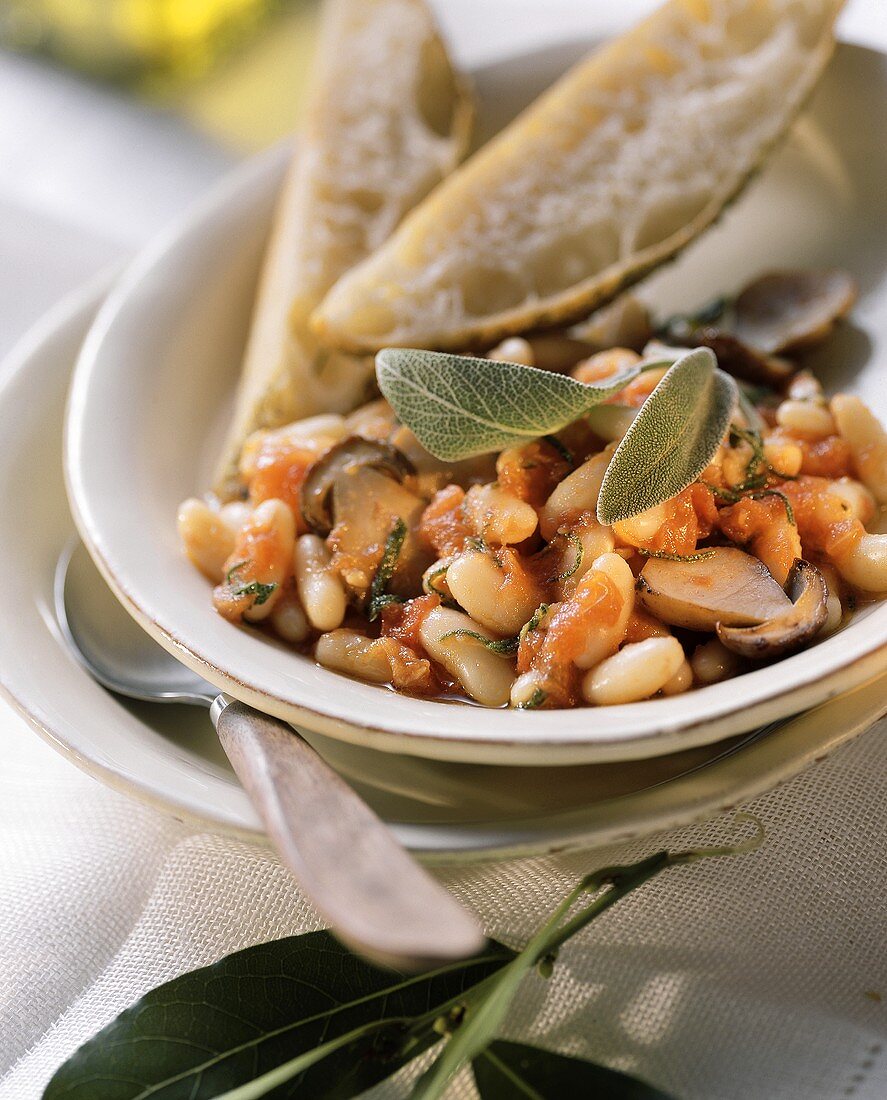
top-left (366, 518), bottom-right (408, 620)
top-left (441, 604), bottom-right (549, 658)
top-left (225, 561), bottom-right (278, 606)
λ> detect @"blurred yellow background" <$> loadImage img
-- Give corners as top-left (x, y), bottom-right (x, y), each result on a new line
top-left (0, 0), bottom-right (320, 150)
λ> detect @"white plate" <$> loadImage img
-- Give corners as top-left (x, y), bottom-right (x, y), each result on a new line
top-left (2, 278), bottom-right (886, 858)
top-left (66, 41), bottom-right (887, 765)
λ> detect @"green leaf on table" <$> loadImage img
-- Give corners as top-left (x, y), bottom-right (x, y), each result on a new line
top-left (597, 347), bottom-right (738, 525)
top-left (375, 348), bottom-right (640, 461)
top-left (42, 930), bottom-right (512, 1100)
top-left (473, 1040), bottom-right (674, 1099)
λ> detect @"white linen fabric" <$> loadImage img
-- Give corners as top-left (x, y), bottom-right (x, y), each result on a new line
top-left (0, 2), bottom-right (886, 1097)
top-left (1, 712), bottom-right (886, 1100)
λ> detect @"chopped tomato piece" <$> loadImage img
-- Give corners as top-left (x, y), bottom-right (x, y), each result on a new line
top-left (419, 485), bottom-right (470, 557)
top-left (496, 440), bottom-right (571, 508)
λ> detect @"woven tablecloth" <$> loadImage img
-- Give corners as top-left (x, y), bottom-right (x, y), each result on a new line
top-left (1, 3), bottom-right (886, 1097)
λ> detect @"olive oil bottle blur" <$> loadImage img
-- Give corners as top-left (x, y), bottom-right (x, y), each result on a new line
top-left (0, 0), bottom-right (319, 148)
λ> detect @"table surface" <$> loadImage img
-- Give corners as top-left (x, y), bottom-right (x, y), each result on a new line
top-left (2, 3), bottom-right (886, 1098)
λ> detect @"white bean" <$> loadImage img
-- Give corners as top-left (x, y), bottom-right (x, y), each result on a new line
top-left (447, 550), bottom-right (541, 636)
top-left (776, 400), bottom-right (836, 439)
top-left (569, 522), bottom-right (616, 585)
top-left (582, 637), bottom-right (685, 705)
top-left (827, 478), bottom-right (876, 523)
top-left (316, 630), bottom-right (393, 683)
top-left (487, 336), bottom-right (534, 366)
top-left (219, 501), bottom-right (252, 532)
top-left (510, 670), bottom-right (549, 709)
top-left (539, 451), bottom-right (610, 540)
top-left (574, 552), bottom-right (635, 670)
top-left (177, 498), bottom-right (234, 582)
top-left (819, 592), bottom-right (843, 637)
top-left (831, 395), bottom-right (887, 504)
top-left (463, 483), bottom-right (538, 545)
top-left (294, 534), bottom-right (347, 631)
top-left (662, 659), bottom-right (693, 696)
top-left (239, 499), bottom-right (295, 623)
top-left (835, 533), bottom-right (887, 592)
top-left (763, 441), bottom-right (803, 479)
top-left (613, 504), bottom-right (666, 547)
top-left (420, 607), bottom-right (514, 707)
top-left (270, 596), bottom-right (310, 644)
top-left (787, 370), bottom-right (824, 402)
top-left (691, 638), bottom-right (742, 685)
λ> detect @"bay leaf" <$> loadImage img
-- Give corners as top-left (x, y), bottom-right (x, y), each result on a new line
top-left (376, 348), bottom-right (640, 461)
top-left (473, 1040), bottom-right (674, 1099)
top-left (597, 347), bottom-right (737, 525)
top-left (43, 931), bottom-right (512, 1100)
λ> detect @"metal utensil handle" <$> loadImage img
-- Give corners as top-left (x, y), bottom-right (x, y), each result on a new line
top-left (214, 699), bottom-right (485, 971)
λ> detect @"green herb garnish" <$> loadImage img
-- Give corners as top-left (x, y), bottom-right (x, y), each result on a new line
top-left (375, 348), bottom-right (641, 462)
top-left (519, 603), bottom-right (550, 643)
top-left (747, 488), bottom-right (796, 526)
top-left (542, 434), bottom-right (575, 467)
top-left (439, 629), bottom-right (519, 655)
top-left (231, 580), bottom-right (278, 606)
top-left (542, 531), bottom-right (584, 583)
top-left (43, 824), bottom-right (763, 1100)
top-left (225, 560), bottom-right (249, 583)
top-left (376, 347), bottom-right (742, 527)
top-left (442, 604), bottom-right (551, 657)
top-left (637, 548), bottom-right (718, 563)
top-left (366, 518), bottom-right (408, 620)
top-left (517, 687), bottom-right (548, 710)
top-left (225, 560), bottom-right (278, 606)
top-left (598, 348), bottom-right (738, 525)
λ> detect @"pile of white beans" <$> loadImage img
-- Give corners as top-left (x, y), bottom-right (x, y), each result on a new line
top-left (179, 379), bottom-right (887, 710)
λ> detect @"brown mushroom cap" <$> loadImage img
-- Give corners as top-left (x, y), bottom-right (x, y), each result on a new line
top-left (300, 436), bottom-right (415, 535)
top-left (733, 269), bottom-right (857, 355)
top-left (716, 559), bottom-right (828, 659)
top-left (637, 547), bottom-right (792, 632)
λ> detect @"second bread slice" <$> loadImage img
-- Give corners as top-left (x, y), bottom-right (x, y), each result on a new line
top-left (313, 0), bottom-right (843, 354)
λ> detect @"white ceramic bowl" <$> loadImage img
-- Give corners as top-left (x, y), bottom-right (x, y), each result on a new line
top-left (65, 41), bottom-right (887, 766)
top-left (6, 276), bottom-right (887, 857)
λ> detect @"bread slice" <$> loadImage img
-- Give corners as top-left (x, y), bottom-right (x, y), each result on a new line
top-left (214, 0), bottom-right (473, 497)
top-left (313, 0), bottom-right (844, 354)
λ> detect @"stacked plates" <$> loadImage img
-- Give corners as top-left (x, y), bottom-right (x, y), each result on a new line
top-left (2, 41), bottom-right (886, 860)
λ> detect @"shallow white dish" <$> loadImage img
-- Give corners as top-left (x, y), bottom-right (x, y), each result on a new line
top-left (3, 279), bottom-right (887, 857)
top-left (66, 41), bottom-right (887, 765)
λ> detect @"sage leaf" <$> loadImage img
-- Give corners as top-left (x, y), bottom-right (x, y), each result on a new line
top-left (43, 931), bottom-right (512, 1100)
top-left (376, 349), bottom-right (641, 461)
top-left (410, 879), bottom-right (586, 1100)
top-left (597, 347), bottom-right (737, 525)
top-left (473, 1041), bottom-right (674, 1099)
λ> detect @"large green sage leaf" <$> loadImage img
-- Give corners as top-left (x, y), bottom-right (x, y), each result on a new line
top-left (473, 1041), bottom-right (674, 1099)
top-left (375, 348), bottom-right (640, 461)
top-left (43, 931), bottom-right (512, 1100)
top-left (597, 347), bottom-right (737, 524)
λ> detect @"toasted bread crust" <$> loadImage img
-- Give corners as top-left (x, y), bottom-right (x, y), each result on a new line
top-left (214, 0), bottom-right (473, 498)
top-left (313, 0), bottom-right (844, 355)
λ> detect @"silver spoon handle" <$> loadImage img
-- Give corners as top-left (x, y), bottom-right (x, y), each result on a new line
top-left (214, 699), bottom-right (485, 971)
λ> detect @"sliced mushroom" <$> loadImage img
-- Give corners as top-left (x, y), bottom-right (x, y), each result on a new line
top-left (329, 466), bottom-right (429, 596)
top-left (300, 436), bottom-right (415, 535)
top-left (733, 269), bottom-right (857, 355)
top-left (637, 547), bottom-right (792, 632)
top-left (664, 325), bottom-right (795, 388)
top-left (716, 559), bottom-right (828, 659)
